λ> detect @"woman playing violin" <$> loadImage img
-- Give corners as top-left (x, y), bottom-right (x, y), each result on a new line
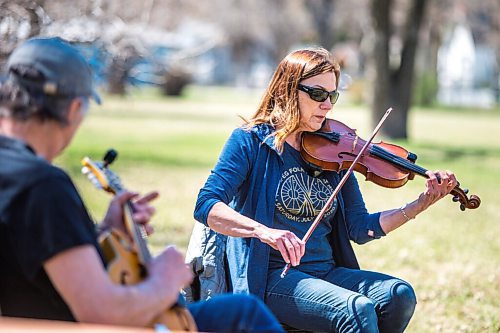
top-left (194, 47), bottom-right (458, 332)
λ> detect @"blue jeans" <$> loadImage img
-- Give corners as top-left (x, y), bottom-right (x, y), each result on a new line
top-left (265, 267), bottom-right (416, 333)
top-left (188, 294), bottom-right (285, 332)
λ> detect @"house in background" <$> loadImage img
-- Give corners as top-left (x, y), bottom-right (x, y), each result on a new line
top-left (437, 22), bottom-right (498, 108)
top-left (42, 17), bottom-right (232, 94)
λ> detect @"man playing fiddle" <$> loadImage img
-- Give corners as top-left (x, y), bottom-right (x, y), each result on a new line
top-left (0, 37), bottom-right (284, 332)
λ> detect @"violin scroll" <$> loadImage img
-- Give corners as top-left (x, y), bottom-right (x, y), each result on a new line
top-left (451, 186), bottom-right (481, 211)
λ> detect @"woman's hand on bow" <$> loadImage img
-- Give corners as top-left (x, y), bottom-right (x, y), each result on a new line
top-left (258, 227), bottom-right (305, 266)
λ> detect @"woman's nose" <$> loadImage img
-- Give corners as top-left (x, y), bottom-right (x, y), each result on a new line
top-left (320, 99), bottom-right (333, 110)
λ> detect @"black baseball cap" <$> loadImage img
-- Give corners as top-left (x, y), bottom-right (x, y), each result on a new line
top-left (6, 37), bottom-right (101, 104)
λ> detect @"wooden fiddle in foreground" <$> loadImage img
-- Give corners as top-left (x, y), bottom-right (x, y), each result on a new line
top-left (301, 118), bottom-right (480, 211)
top-left (81, 149), bottom-right (197, 332)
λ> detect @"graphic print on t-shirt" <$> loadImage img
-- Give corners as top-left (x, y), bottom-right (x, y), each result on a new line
top-left (276, 166), bottom-right (335, 223)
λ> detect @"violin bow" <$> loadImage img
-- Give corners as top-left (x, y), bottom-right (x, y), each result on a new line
top-left (280, 107), bottom-right (393, 278)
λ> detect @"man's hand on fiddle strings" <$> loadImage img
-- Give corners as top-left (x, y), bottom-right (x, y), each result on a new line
top-left (100, 191), bottom-right (159, 235)
top-left (258, 227), bottom-right (305, 266)
top-left (418, 170), bottom-right (458, 210)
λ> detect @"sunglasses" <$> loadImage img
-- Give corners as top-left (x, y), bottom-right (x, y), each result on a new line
top-left (297, 84), bottom-right (340, 104)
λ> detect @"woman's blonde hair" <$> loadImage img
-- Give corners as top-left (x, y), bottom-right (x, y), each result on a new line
top-left (245, 47), bottom-right (340, 152)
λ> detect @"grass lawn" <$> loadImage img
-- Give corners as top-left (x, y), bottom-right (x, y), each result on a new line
top-left (56, 86), bottom-right (500, 333)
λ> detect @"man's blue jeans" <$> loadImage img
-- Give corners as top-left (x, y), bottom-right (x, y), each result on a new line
top-left (265, 267), bottom-right (416, 333)
top-left (188, 294), bottom-right (285, 332)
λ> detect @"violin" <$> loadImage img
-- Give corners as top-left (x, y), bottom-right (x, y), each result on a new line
top-left (81, 149), bottom-right (198, 332)
top-left (281, 110), bottom-right (480, 278)
top-left (300, 118), bottom-right (481, 211)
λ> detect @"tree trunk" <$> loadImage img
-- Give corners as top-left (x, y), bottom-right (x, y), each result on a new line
top-left (107, 57), bottom-right (128, 95)
top-left (416, 19), bottom-right (441, 107)
top-left (371, 0), bottom-right (428, 139)
top-left (230, 36), bottom-right (255, 85)
top-left (161, 67), bottom-right (191, 96)
top-left (370, 0), bottom-right (393, 135)
top-left (309, 0), bottom-right (336, 49)
top-left (0, 0), bottom-right (46, 69)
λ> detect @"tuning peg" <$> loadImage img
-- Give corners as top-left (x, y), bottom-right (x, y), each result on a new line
top-left (139, 227), bottom-right (148, 239)
top-left (86, 174), bottom-right (100, 187)
top-left (460, 204), bottom-right (465, 211)
top-left (103, 149), bottom-right (118, 167)
top-left (463, 188), bottom-right (469, 194)
top-left (91, 178), bottom-right (102, 189)
top-left (452, 196), bottom-right (460, 202)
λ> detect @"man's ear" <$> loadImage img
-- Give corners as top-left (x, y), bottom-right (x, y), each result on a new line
top-left (65, 98), bottom-right (83, 125)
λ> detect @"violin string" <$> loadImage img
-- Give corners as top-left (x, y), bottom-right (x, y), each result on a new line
top-left (371, 146), bottom-right (426, 174)
top-left (329, 130), bottom-right (479, 208)
top-left (333, 132), bottom-right (428, 176)
top-left (370, 145), bottom-right (428, 175)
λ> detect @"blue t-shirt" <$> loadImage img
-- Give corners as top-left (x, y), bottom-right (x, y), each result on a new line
top-left (269, 142), bottom-right (337, 274)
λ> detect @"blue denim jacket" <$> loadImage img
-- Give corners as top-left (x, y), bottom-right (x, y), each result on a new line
top-left (194, 124), bottom-right (385, 300)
